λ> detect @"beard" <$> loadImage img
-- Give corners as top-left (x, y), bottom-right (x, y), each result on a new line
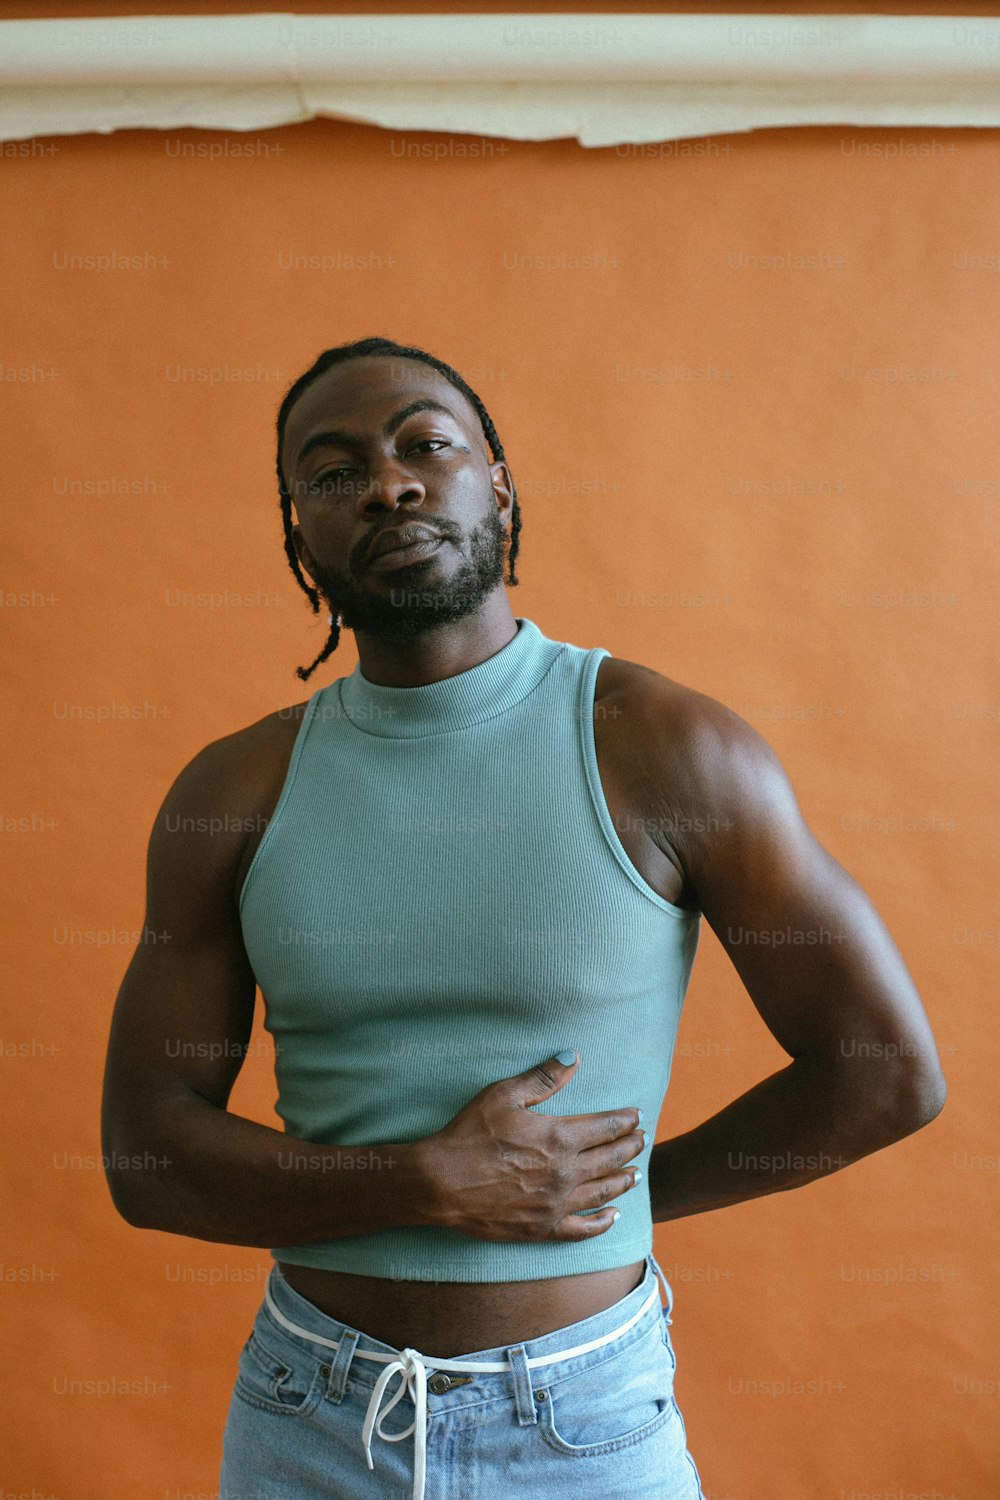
top-left (306, 496), bottom-right (510, 643)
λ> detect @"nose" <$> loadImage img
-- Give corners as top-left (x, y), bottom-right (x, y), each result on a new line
top-left (358, 458), bottom-right (426, 514)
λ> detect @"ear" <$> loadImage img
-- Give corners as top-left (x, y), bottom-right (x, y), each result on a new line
top-left (490, 463), bottom-right (516, 529)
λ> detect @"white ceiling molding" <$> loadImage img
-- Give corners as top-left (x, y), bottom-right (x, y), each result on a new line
top-left (1, 12), bottom-right (999, 147)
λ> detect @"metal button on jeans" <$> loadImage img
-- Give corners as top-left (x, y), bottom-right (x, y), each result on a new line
top-left (427, 1373), bottom-right (475, 1394)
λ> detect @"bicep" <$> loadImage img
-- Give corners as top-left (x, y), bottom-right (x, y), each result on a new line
top-left (668, 702), bottom-right (946, 1114)
top-left (102, 745), bottom-right (259, 1157)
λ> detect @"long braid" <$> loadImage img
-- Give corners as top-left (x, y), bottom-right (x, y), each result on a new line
top-left (275, 336), bottom-right (521, 682)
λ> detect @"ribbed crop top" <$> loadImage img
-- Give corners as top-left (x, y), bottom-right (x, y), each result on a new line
top-left (238, 616), bottom-right (701, 1282)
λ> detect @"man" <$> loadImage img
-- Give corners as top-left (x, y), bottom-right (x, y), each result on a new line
top-left (101, 336), bottom-right (947, 1500)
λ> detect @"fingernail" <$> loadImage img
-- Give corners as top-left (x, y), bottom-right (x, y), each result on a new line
top-left (633, 1169), bottom-right (643, 1184)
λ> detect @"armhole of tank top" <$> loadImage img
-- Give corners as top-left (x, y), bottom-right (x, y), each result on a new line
top-left (238, 688), bottom-right (324, 919)
top-left (579, 646), bottom-right (699, 923)
top-left (674, 915), bottom-right (702, 1013)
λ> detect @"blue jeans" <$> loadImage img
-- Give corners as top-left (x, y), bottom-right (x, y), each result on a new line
top-left (219, 1251), bottom-right (707, 1500)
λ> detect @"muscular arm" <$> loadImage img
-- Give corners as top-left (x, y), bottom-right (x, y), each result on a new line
top-left (100, 731), bottom-right (430, 1246)
top-left (628, 680), bottom-right (948, 1222)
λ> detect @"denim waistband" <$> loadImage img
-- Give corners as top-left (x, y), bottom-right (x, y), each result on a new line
top-left (261, 1252), bottom-right (673, 1500)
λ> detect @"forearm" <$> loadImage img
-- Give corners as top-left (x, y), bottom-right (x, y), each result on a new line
top-left (107, 1094), bottom-right (430, 1246)
top-left (649, 1057), bottom-right (933, 1223)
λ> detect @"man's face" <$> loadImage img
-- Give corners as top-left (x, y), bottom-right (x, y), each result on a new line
top-left (282, 355), bottom-right (515, 643)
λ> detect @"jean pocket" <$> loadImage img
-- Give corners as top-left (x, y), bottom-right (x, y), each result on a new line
top-left (537, 1325), bottom-right (675, 1457)
top-left (232, 1325), bottom-right (327, 1418)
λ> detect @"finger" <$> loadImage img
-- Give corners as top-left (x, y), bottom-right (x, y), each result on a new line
top-left (572, 1160), bottom-right (642, 1216)
top-left (501, 1053), bottom-right (580, 1109)
top-left (555, 1207), bottom-right (621, 1239)
top-left (555, 1108), bottom-right (643, 1150)
top-left (577, 1127), bottom-right (647, 1171)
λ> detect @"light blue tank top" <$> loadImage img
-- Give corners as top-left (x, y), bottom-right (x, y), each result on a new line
top-left (239, 616), bottom-right (700, 1281)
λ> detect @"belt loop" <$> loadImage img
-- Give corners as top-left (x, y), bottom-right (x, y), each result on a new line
top-left (506, 1344), bottom-right (538, 1426)
top-left (325, 1325), bottom-right (360, 1403)
top-left (649, 1250), bottom-right (674, 1324)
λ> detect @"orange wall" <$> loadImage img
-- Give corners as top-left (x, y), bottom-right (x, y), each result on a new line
top-left (2, 8), bottom-right (998, 1498)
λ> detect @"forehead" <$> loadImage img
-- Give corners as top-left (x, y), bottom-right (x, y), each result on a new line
top-left (281, 355), bottom-right (485, 475)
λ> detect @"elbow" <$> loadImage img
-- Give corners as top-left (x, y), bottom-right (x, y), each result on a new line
top-left (105, 1172), bottom-right (151, 1229)
top-left (102, 1120), bottom-right (168, 1231)
top-left (887, 1061), bottom-right (947, 1138)
top-left (116, 1199), bottom-right (153, 1231)
top-left (104, 1156), bottom-right (166, 1229)
top-left (811, 1051), bottom-right (948, 1149)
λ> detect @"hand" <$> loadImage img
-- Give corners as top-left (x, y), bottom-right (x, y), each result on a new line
top-left (413, 1051), bottom-right (646, 1242)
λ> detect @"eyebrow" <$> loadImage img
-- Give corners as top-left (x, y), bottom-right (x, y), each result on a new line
top-left (292, 398), bottom-right (462, 471)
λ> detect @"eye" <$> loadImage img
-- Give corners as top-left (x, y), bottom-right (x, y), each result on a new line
top-left (307, 440), bottom-right (450, 493)
top-left (307, 468), bottom-right (355, 492)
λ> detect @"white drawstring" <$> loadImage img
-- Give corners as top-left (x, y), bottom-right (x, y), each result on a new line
top-left (360, 1349), bottom-right (428, 1497)
top-left (263, 1277), bottom-right (663, 1500)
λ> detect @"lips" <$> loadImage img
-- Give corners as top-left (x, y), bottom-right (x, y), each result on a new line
top-left (367, 524), bottom-right (445, 561)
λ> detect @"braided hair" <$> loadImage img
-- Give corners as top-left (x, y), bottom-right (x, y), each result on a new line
top-left (275, 336), bottom-right (521, 682)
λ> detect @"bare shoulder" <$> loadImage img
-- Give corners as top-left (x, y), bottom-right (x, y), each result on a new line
top-left (598, 653), bottom-right (759, 752)
top-left (220, 698), bottom-right (313, 766)
top-left (180, 697), bottom-right (312, 800)
top-left (146, 697), bottom-right (315, 920)
top-left (152, 698), bottom-right (312, 865)
top-left (597, 654), bottom-right (793, 818)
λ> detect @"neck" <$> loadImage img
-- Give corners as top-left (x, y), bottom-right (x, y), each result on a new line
top-left (352, 593), bottom-right (519, 687)
top-left (337, 614), bottom-right (549, 740)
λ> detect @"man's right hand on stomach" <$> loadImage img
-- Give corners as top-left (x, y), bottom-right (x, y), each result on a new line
top-left (412, 1050), bottom-right (646, 1242)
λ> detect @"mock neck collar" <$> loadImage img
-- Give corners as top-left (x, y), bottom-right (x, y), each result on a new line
top-left (333, 617), bottom-right (557, 738)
